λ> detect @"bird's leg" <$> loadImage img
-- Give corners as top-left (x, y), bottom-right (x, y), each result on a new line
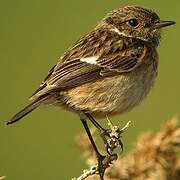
top-left (80, 117), bottom-right (106, 180)
top-left (85, 113), bottom-right (121, 155)
top-left (85, 113), bottom-right (106, 133)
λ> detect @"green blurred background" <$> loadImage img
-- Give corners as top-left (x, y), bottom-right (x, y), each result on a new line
top-left (0, 0), bottom-right (179, 179)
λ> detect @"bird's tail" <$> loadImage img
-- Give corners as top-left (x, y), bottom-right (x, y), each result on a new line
top-left (6, 94), bottom-right (48, 125)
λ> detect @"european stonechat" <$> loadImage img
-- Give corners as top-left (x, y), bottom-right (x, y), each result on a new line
top-left (7, 5), bottom-right (175, 179)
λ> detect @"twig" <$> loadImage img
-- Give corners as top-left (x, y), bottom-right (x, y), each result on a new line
top-left (76, 117), bottom-right (180, 180)
top-left (73, 120), bottom-right (131, 180)
top-left (72, 154), bottom-right (117, 180)
top-left (72, 165), bottom-right (98, 180)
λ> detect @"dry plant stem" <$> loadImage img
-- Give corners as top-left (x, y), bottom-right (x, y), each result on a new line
top-left (81, 117), bottom-right (180, 180)
top-left (73, 120), bottom-right (131, 180)
top-left (72, 166), bottom-right (98, 180)
top-left (72, 155), bottom-right (117, 180)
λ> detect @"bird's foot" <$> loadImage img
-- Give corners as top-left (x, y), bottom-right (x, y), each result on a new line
top-left (100, 117), bottom-right (131, 155)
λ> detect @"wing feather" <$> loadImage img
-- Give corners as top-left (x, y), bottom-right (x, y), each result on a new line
top-left (31, 30), bottom-right (146, 99)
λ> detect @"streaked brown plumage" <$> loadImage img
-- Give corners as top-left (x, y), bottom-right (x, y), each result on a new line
top-left (7, 5), bottom-right (175, 179)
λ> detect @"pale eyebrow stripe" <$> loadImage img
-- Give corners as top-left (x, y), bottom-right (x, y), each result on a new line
top-left (110, 28), bottom-right (148, 41)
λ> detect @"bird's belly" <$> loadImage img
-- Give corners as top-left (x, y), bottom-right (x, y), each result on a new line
top-left (63, 65), bottom-right (157, 117)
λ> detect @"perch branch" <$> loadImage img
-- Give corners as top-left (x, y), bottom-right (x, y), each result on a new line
top-left (75, 117), bottom-right (180, 180)
top-left (73, 120), bottom-right (131, 180)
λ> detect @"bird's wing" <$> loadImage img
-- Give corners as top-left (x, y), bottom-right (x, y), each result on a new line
top-left (31, 30), bottom-right (146, 99)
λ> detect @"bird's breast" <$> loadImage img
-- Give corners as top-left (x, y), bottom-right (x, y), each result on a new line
top-left (62, 60), bottom-right (158, 117)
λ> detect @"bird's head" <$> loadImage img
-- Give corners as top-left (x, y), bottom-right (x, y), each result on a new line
top-left (98, 6), bottom-right (175, 46)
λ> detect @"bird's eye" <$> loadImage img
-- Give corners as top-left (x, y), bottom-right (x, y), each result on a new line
top-left (128, 18), bottom-right (139, 27)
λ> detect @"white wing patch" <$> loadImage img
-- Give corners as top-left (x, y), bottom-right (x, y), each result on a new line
top-left (80, 56), bottom-right (99, 65)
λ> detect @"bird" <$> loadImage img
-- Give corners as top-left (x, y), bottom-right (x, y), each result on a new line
top-left (7, 5), bottom-right (175, 179)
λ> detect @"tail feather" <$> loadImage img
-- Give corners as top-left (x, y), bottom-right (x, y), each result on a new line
top-left (6, 95), bottom-right (48, 125)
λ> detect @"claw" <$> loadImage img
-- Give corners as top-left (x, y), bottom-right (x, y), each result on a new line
top-left (100, 126), bottom-right (124, 155)
top-left (118, 139), bottom-right (124, 152)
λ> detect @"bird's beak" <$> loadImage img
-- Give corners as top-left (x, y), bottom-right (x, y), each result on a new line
top-left (154, 20), bottom-right (176, 29)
